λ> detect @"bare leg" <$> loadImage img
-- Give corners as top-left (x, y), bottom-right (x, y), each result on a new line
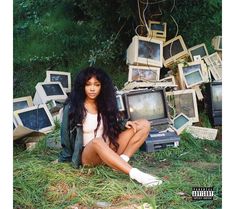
top-left (81, 121), bottom-right (162, 187)
top-left (81, 137), bottom-right (132, 174)
top-left (115, 119), bottom-right (151, 157)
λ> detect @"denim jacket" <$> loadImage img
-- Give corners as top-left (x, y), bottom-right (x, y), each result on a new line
top-left (58, 104), bottom-right (128, 168)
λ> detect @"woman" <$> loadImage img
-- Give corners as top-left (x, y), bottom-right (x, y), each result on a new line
top-left (59, 67), bottom-right (162, 187)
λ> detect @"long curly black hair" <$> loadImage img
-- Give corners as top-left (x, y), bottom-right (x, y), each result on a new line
top-left (66, 67), bottom-right (121, 150)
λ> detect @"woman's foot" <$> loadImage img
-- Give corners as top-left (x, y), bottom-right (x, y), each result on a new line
top-left (129, 168), bottom-right (162, 187)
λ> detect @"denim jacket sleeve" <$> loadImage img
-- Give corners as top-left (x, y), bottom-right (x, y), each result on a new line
top-left (58, 104), bottom-right (83, 168)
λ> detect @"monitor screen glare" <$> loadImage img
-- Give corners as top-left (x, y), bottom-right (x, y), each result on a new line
top-left (150, 23), bottom-right (164, 32)
top-left (42, 84), bottom-right (64, 96)
top-left (182, 64), bottom-right (203, 86)
top-left (127, 91), bottom-right (165, 121)
top-left (13, 101), bottom-right (29, 111)
top-left (131, 68), bottom-right (158, 81)
top-left (138, 40), bottom-right (160, 61)
top-left (212, 84), bottom-right (222, 110)
top-left (163, 39), bottom-right (183, 60)
top-left (174, 115), bottom-right (190, 130)
top-left (18, 107), bottom-right (52, 131)
top-left (50, 74), bottom-right (69, 88)
top-left (191, 46), bottom-right (207, 58)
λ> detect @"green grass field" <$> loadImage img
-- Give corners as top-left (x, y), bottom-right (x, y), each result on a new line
top-left (13, 128), bottom-right (222, 209)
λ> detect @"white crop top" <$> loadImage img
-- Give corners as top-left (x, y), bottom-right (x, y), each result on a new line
top-left (82, 112), bottom-right (104, 146)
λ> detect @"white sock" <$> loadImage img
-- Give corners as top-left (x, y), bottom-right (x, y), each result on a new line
top-left (129, 168), bottom-right (162, 187)
top-left (120, 154), bottom-right (130, 162)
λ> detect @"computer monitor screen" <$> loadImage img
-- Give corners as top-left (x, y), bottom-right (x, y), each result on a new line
top-left (150, 23), bottom-right (164, 31)
top-left (46, 71), bottom-right (71, 92)
top-left (174, 114), bottom-right (190, 130)
top-left (219, 37), bottom-right (222, 50)
top-left (128, 65), bottom-right (160, 82)
top-left (181, 63), bottom-right (204, 87)
top-left (14, 101), bottom-right (28, 111)
top-left (14, 104), bottom-right (55, 133)
top-left (13, 117), bottom-right (17, 130)
top-left (211, 83), bottom-right (222, 111)
top-left (184, 71), bottom-right (202, 86)
top-left (166, 89), bottom-right (199, 123)
top-left (148, 21), bottom-right (167, 39)
top-left (42, 83), bottom-right (64, 96)
top-left (163, 39), bottom-right (183, 60)
top-left (204, 52), bottom-right (222, 81)
top-left (34, 82), bottom-right (68, 105)
top-left (126, 35), bottom-right (163, 67)
top-left (124, 89), bottom-right (168, 125)
top-left (50, 74), bottom-right (68, 88)
top-left (189, 44), bottom-right (208, 60)
top-left (116, 95), bottom-right (125, 111)
top-left (138, 40), bottom-right (160, 61)
top-left (172, 113), bottom-right (192, 134)
top-left (211, 36), bottom-right (222, 51)
top-left (13, 96), bottom-right (33, 111)
top-left (163, 35), bottom-right (188, 67)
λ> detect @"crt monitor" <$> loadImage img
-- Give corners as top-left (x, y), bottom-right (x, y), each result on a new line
top-left (204, 81), bottom-right (222, 126)
top-left (126, 35), bottom-right (163, 67)
top-left (148, 21), bottom-right (167, 40)
top-left (128, 65), bottom-right (160, 82)
top-left (188, 43), bottom-right (209, 61)
top-left (46, 71), bottom-right (71, 93)
top-left (163, 35), bottom-right (189, 67)
top-left (123, 88), bottom-right (169, 126)
top-left (33, 81), bottom-right (68, 105)
top-left (14, 104), bottom-right (55, 133)
top-left (211, 35), bottom-right (222, 51)
top-left (13, 96), bottom-right (34, 111)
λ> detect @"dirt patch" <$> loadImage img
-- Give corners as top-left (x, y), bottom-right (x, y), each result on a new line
top-left (187, 161), bottom-right (219, 170)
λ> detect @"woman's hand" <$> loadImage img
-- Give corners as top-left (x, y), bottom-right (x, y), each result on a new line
top-left (125, 121), bottom-right (138, 133)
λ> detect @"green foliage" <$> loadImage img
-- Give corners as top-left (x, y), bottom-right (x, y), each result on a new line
top-left (14, 0), bottom-right (221, 97)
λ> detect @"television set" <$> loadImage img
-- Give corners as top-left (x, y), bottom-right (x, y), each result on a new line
top-left (13, 96), bottom-right (34, 111)
top-left (126, 35), bottom-right (163, 67)
top-left (45, 71), bottom-right (71, 93)
top-left (123, 88), bottom-right (169, 128)
top-left (166, 89), bottom-right (199, 123)
top-left (128, 65), bottom-right (160, 82)
top-left (13, 104), bottom-right (55, 133)
top-left (163, 35), bottom-right (189, 67)
top-left (171, 113), bottom-right (192, 135)
top-left (148, 21), bottom-right (167, 42)
top-left (211, 35), bottom-right (222, 51)
top-left (204, 52), bottom-right (222, 81)
top-left (116, 94), bottom-right (125, 111)
top-left (204, 81), bottom-right (222, 126)
top-left (33, 81), bottom-right (68, 105)
top-left (188, 43), bottom-right (209, 61)
top-left (178, 61), bottom-right (204, 89)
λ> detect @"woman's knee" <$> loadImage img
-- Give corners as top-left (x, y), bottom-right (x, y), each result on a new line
top-left (137, 119), bottom-right (151, 133)
top-left (91, 137), bottom-right (106, 148)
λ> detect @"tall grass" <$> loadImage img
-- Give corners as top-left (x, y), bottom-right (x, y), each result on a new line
top-left (14, 130), bottom-right (222, 208)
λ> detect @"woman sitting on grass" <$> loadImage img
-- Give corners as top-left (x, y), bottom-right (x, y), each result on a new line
top-left (59, 67), bottom-right (162, 187)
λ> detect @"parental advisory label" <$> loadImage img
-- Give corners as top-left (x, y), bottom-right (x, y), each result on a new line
top-left (192, 187), bottom-right (213, 200)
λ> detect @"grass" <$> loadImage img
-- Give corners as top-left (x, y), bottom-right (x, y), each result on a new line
top-left (13, 128), bottom-right (222, 209)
